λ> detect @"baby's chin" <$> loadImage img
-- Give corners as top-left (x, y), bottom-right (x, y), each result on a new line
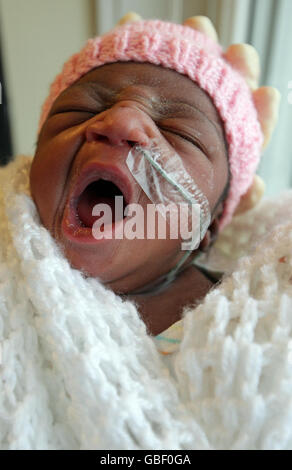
top-left (57, 234), bottom-right (130, 283)
top-left (57, 230), bottom-right (176, 294)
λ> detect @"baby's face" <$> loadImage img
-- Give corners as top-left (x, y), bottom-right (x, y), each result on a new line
top-left (30, 62), bottom-right (228, 293)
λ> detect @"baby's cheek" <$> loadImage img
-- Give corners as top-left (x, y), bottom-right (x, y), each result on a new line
top-left (161, 133), bottom-right (215, 196)
top-left (197, 159), bottom-right (215, 194)
top-left (181, 150), bottom-right (215, 206)
top-left (30, 142), bottom-right (71, 231)
top-left (30, 160), bottom-right (57, 230)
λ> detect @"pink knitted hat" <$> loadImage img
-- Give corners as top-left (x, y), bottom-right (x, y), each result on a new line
top-left (38, 19), bottom-right (264, 231)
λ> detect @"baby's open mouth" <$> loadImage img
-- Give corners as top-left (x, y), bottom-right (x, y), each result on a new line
top-left (76, 179), bottom-right (127, 228)
top-left (61, 162), bottom-right (133, 243)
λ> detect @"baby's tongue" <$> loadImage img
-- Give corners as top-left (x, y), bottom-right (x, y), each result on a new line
top-left (77, 188), bottom-right (116, 228)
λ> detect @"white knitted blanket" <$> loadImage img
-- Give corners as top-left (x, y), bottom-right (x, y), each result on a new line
top-left (1, 155), bottom-right (292, 450)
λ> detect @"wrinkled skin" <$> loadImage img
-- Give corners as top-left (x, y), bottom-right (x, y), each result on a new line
top-left (30, 62), bottom-right (229, 334)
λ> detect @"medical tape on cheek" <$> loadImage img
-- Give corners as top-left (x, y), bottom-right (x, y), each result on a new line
top-left (126, 142), bottom-right (211, 250)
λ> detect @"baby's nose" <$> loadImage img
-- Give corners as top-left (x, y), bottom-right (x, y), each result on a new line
top-left (85, 106), bottom-right (152, 147)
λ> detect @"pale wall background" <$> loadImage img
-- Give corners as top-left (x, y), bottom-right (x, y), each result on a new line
top-left (0, 0), bottom-right (96, 155)
top-left (0, 0), bottom-right (292, 196)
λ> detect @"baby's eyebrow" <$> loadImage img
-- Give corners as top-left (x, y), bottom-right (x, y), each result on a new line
top-left (47, 82), bottom-right (117, 117)
top-left (156, 99), bottom-right (224, 144)
top-left (52, 81), bottom-right (117, 109)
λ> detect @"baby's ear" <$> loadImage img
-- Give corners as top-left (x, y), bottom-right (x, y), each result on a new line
top-left (234, 174), bottom-right (266, 216)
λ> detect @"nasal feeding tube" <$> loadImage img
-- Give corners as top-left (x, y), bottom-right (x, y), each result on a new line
top-left (126, 142), bottom-right (211, 294)
top-left (126, 142), bottom-right (211, 249)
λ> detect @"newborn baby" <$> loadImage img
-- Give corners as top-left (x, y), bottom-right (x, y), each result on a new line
top-left (29, 16), bottom-right (270, 336)
top-left (30, 61), bottom-right (230, 335)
